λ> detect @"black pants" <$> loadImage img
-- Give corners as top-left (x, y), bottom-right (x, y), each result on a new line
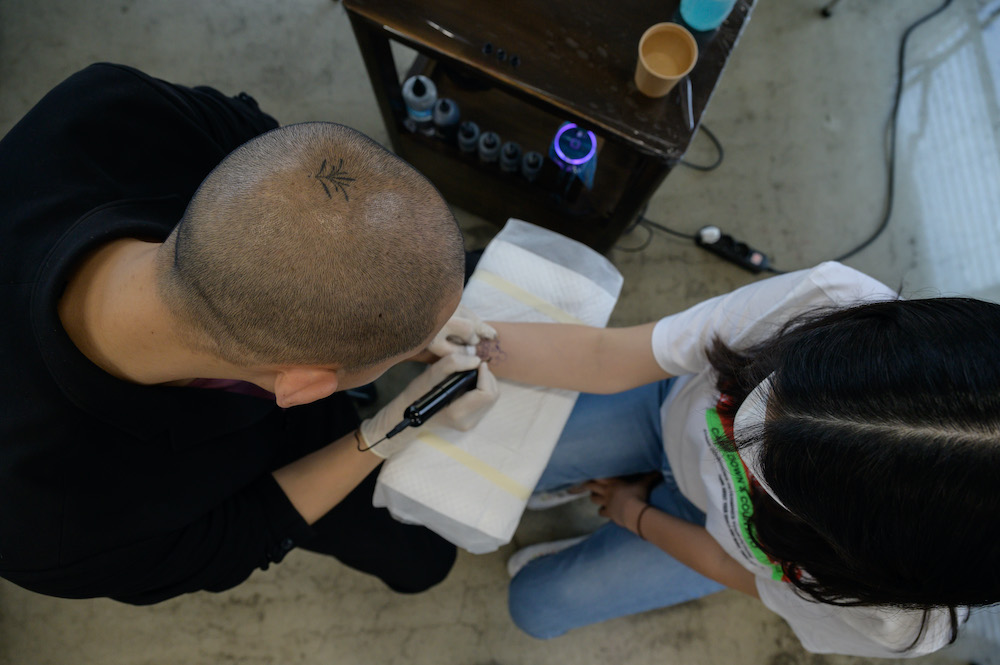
top-left (300, 465), bottom-right (457, 593)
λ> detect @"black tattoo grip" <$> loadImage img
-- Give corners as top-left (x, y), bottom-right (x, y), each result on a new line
top-left (403, 369), bottom-right (479, 426)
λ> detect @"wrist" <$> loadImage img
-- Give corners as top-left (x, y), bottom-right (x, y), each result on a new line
top-left (620, 496), bottom-right (650, 535)
top-left (354, 428), bottom-right (376, 453)
top-left (361, 409), bottom-right (406, 446)
top-left (358, 416), bottom-right (417, 458)
top-left (358, 418), bottom-right (378, 448)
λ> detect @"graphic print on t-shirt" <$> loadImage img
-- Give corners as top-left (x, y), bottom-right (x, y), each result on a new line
top-left (704, 406), bottom-right (786, 581)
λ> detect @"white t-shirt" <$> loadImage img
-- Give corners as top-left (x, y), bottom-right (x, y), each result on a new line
top-left (651, 261), bottom-right (959, 658)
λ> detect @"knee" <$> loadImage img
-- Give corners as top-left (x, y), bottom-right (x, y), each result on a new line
top-left (507, 573), bottom-right (569, 639)
top-left (386, 540), bottom-right (457, 594)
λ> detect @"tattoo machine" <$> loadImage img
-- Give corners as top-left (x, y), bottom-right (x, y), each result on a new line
top-left (380, 369), bottom-right (480, 442)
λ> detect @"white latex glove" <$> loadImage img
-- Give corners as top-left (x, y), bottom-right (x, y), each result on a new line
top-left (427, 305), bottom-right (497, 358)
top-left (359, 353), bottom-right (499, 458)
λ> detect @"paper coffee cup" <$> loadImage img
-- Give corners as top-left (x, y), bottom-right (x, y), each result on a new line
top-left (634, 23), bottom-right (698, 98)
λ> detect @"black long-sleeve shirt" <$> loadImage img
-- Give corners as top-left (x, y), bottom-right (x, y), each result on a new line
top-left (0, 63), bottom-right (357, 604)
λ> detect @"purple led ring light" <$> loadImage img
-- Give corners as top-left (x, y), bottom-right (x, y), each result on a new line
top-left (553, 123), bottom-right (597, 166)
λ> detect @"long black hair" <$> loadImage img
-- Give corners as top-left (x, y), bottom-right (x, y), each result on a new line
top-left (708, 297), bottom-right (1000, 646)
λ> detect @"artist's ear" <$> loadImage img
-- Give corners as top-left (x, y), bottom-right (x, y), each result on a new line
top-left (273, 367), bottom-right (340, 408)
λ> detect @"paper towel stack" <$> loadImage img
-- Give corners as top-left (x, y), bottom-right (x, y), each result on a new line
top-left (373, 219), bottom-right (623, 553)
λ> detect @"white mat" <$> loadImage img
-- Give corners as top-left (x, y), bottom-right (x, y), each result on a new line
top-left (373, 219), bottom-right (622, 553)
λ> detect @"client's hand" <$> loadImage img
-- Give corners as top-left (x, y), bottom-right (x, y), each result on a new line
top-left (427, 305), bottom-right (497, 358)
top-left (583, 473), bottom-right (662, 531)
top-left (359, 353), bottom-right (499, 458)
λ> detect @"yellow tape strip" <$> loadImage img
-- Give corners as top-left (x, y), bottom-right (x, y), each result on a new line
top-left (472, 270), bottom-right (584, 325)
top-left (416, 432), bottom-right (532, 501)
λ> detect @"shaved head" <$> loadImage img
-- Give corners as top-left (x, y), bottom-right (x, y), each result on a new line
top-left (157, 122), bottom-right (465, 370)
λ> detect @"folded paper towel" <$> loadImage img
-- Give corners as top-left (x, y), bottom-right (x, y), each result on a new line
top-left (373, 219), bottom-right (623, 553)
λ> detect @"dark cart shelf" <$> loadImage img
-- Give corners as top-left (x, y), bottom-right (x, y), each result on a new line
top-left (344, 0), bottom-right (756, 252)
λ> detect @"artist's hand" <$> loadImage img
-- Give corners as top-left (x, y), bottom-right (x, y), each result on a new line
top-left (359, 353), bottom-right (499, 458)
top-left (427, 305), bottom-right (497, 358)
top-left (435, 361), bottom-right (498, 432)
top-left (583, 473), bottom-right (661, 531)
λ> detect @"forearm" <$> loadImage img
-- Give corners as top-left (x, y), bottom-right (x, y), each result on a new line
top-left (484, 321), bottom-right (670, 394)
top-left (272, 430), bottom-right (382, 525)
top-left (621, 498), bottom-right (759, 598)
top-left (482, 322), bottom-right (602, 390)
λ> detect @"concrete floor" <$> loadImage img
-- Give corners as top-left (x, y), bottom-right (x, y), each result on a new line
top-left (1, 0), bottom-right (998, 663)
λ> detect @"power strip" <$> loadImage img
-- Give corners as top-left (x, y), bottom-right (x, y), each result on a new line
top-left (695, 226), bottom-right (770, 273)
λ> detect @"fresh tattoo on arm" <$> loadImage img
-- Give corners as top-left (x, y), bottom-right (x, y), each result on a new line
top-left (475, 338), bottom-right (507, 365)
top-left (310, 158), bottom-right (356, 202)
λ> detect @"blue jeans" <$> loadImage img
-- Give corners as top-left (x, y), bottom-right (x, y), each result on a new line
top-left (508, 380), bottom-right (725, 638)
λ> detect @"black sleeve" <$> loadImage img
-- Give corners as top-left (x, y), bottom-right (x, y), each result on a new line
top-left (109, 475), bottom-right (316, 605)
top-left (59, 395), bottom-right (359, 604)
top-left (3, 474), bottom-right (316, 605)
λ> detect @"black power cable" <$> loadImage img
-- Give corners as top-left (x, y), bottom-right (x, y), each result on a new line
top-left (830, 0), bottom-right (953, 264)
top-left (624, 0), bottom-right (955, 274)
top-left (680, 125), bottom-right (724, 172)
top-left (613, 222), bottom-right (655, 252)
top-left (614, 204), bottom-right (692, 252)
top-left (614, 123), bottom-right (722, 250)
top-left (642, 216), bottom-right (696, 240)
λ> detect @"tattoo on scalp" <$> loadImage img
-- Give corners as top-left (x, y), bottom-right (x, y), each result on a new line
top-left (476, 338), bottom-right (507, 365)
top-left (309, 158), bottom-right (356, 202)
